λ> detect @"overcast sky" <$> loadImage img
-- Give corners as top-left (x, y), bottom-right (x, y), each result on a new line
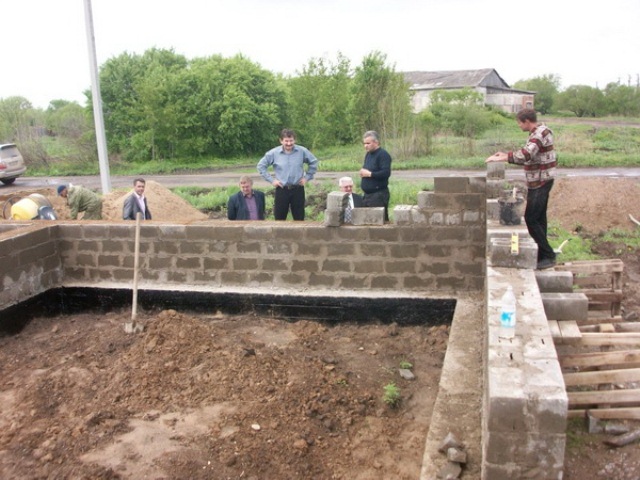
top-left (3, 0), bottom-right (639, 109)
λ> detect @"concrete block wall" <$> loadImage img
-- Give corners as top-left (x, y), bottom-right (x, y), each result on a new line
top-left (0, 223), bottom-right (62, 308)
top-left (0, 177), bottom-right (486, 309)
top-left (484, 267), bottom-right (567, 479)
top-left (56, 221), bottom-right (485, 293)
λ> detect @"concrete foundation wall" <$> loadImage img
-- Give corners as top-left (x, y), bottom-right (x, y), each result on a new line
top-left (0, 177), bottom-right (486, 310)
top-left (0, 224), bottom-right (63, 308)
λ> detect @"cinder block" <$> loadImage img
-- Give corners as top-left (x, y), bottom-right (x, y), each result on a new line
top-left (541, 292), bottom-right (589, 321)
top-left (393, 205), bottom-right (414, 225)
top-left (489, 238), bottom-right (537, 269)
top-left (326, 191), bottom-right (348, 210)
top-left (487, 199), bottom-right (500, 220)
top-left (352, 207), bottom-right (384, 225)
top-left (535, 270), bottom-right (574, 293)
top-left (323, 209), bottom-right (342, 227)
top-left (434, 177), bottom-right (469, 193)
top-left (487, 161), bottom-right (506, 179)
top-left (417, 191), bottom-right (435, 209)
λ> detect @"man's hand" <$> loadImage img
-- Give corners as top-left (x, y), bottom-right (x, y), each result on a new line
top-left (359, 168), bottom-right (372, 178)
top-left (485, 152), bottom-right (508, 163)
top-left (272, 180), bottom-right (283, 188)
top-left (298, 178), bottom-right (307, 186)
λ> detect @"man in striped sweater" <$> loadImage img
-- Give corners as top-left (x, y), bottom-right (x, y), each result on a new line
top-left (486, 108), bottom-right (557, 270)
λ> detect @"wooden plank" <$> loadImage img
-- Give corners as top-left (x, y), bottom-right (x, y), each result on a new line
top-left (581, 290), bottom-right (623, 302)
top-left (574, 276), bottom-right (616, 288)
top-left (618, 323), bottom-right (640, 333)
top-left (568, 388), bottom-right (640, 406)
top-left (556, 259), bottom-right (624, 274)
top-left (579, 316), bottom-right (625, 327)
top-left (559, 350), bottom-right (640, 368)
top-left (564, 368), bottom-right (640, 386)
top-left (568, 407), bottom-right (640, 420)
top-left (548, 320), bottom-right (561, 339)
top-left (558, 321), bottom-right (582, 344)
top-left (579, 333), bottom-right (640, 346)
top-left (599, 324), bottom-right (616, 333)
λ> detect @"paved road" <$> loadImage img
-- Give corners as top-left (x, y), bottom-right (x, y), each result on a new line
top-left (2, 167), bottom-right (640, 193)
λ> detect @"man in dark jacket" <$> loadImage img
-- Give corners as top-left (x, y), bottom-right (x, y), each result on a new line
top-left (359, 130), bottom-right (392, 222)
top-left (227, 176), bottom-right (266, 220)
top-left (123, 178), bottom-right (152, 220)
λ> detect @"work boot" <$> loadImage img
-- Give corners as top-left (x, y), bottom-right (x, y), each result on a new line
top-left (536, 258), bottom-right (556, 270)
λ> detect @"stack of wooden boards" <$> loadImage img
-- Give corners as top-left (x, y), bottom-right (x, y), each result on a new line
top-left (551, 260), bottom-right (640, 420)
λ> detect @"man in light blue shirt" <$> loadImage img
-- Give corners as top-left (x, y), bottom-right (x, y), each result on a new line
top-left (257, 128), bottom-right (319, 220)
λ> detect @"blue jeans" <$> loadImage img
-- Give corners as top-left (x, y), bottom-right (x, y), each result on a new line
top-left (525, 180), bottom-right (555, 262)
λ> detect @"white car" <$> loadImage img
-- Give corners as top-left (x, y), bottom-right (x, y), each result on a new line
top-left (0, 143), bottom-right (27, 185)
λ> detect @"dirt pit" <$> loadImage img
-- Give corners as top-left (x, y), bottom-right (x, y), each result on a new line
top-left (0, 309), bottom-right (449, 479)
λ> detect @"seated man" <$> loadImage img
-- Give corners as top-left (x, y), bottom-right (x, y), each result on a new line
top-left (227, 176), bottom-right (266, 220)
top-left (338, 176), bottom-right (362, 223)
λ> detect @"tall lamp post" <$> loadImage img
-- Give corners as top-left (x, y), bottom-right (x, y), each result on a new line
top-left (83, 0), bottom-right (111, 194)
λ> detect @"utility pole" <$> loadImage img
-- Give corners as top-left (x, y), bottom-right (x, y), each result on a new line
top-left (83, 0), bottom-right (111, 194)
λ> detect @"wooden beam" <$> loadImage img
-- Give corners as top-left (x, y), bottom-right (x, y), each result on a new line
top-left (548, 320), bottom-right (561, 339)
top-left (559, 349), bottom-right (640, 368)
top-left (568, 388), bottom-right (640, 406)
top-left (568, 407), bottom-right (640, 420)
top-left (558, 321), bottom-right (582, 344)
top-left (579, 333), bottom-right (640, 346)
top-left (564, 367), bottom-right (640, 386)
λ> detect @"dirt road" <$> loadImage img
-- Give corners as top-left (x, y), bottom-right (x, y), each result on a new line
top-left (2, 167), bottom-right (640, 193)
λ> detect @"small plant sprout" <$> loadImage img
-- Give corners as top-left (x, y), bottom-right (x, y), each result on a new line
top-left (382, 383), bottom-right (401, 407)
top-left (399, 360), bottom-right (413, 370)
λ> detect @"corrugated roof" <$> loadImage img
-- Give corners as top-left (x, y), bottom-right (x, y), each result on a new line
top-left (403, 68), bottom-right (509, 89)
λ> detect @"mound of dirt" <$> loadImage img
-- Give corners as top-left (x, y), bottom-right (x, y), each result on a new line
top-left (101, 180), bottom-right (208, 222)
top-left (1, 180), bottom-right (208, 223)
top-left (549, 177), bottom-right (640, 234)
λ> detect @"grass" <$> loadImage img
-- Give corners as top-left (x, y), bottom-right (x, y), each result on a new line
top-left (382, 383), bottom-right (401, 407)
top-left (172, 177), bottom-right (433, 222)
top-left (25, 115), bottom-right (640, 177)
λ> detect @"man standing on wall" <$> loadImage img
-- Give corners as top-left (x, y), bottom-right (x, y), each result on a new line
top-left (257, 128), bottom-right (319, 221)
top-left (123, 178), bottom-right (152, 220)
top-left (338, 176), bottom-right (363, 224)
top-left (227, 175), bottom-right (266, 220)
top-left (486, 108), bottom-right (557, 270)
top-left (359, 130), bottom-right (392, 222)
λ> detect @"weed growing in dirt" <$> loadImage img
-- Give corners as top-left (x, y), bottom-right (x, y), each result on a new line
top-left (399, 361), bottom-right (413, 370)
top-left (382, 383), bottom-right (401, 407)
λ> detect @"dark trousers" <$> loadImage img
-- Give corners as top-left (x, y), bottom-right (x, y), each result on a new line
top-left (274, 186), bottom-right (305, 220)
top-left (525, 180), bottom-right (555, 261)
top-left (363, 188), bottom-right (390, 222)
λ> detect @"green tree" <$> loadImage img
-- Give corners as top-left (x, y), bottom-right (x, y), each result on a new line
top-left (45, 100), bottom-right (90, 139)
top-left (348, 51), bottom-right (413, 142)
top-left (603, 82), bottom-right (640, 116)
top-left (287, 53), bottom-right (352, 149)
top-left (556, 85), bottom-right (606, 117)
top-left (513, 74), bottom-right (561, 114)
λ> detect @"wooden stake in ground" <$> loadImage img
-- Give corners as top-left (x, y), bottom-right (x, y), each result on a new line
top-left (125, 212), bottom-right (144, 333)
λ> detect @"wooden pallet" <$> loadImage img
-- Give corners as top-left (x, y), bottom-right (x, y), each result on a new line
top-left (558, 322), bottom-right (640, 420)
top-left (555, 259), bottom-right (624, 319)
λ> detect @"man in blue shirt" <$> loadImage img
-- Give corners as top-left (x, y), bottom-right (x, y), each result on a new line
top-left (227, 175), bottom-right (266, 220)
top-left (257, 129), bottom-right (319, 220)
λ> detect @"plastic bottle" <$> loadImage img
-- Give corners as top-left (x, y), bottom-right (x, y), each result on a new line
top-left (499, 285), bottom-right (516, 339)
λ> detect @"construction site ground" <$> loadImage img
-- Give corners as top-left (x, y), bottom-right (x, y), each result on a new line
top-left (0, 176), bottom-right (639, 479)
